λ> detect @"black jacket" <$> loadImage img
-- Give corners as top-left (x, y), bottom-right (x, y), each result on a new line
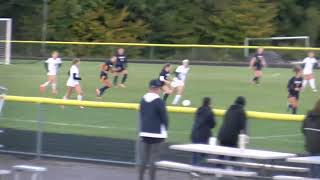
top-left (302, 112), bottom-right (320, 154)
top-left (139, 93), bottom-right (169, 139)
top-left (191, 106), bottom-right (216, 143)
top-left (218, 104), bottom-right (247, 145)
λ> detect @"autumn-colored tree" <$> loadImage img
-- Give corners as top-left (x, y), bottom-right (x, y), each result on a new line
top-left (208, 0), bottom-right (278, 44)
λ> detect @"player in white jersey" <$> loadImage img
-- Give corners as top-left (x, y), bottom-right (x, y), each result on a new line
top-left (39, 51), bottom-right (62, 95)
top-left (63, 58), bottom-right (84, 108)
top-left (171, 59), bottom-right (190, 105)
top-left (292, 52), bottom-right (319, 92)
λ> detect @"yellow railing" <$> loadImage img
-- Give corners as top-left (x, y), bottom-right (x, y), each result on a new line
top-left (1, 40), bottom-right (320, 51)
top-left (3, 95), bottom-right (305, 122)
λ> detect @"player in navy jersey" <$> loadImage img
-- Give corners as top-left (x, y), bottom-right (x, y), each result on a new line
top-left (159, 63), bottom-right (173, 102)
top-left (249, 48), bottom-right (267, 84)
top-left (95, 56), bottom-right (117, 98)
top-left (287, 66), bottom-right (303, 114)
top-left (113, 48), bottom-right (128, 88)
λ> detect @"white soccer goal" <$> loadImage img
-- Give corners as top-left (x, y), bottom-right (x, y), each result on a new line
top-left (0, 18), bottom-right (12, 65)
top-left (244, 36), bottom-right (310, 57)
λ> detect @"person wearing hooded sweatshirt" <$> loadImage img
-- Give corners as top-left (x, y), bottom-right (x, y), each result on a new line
top-left (218, 96), bottom-right (247, 148)
top-left (137, 79), bottom-right (169, 180)
top-left (190, 97), bottom-right (216, 165)
top-left (302, 99), bottom-right (320, 178)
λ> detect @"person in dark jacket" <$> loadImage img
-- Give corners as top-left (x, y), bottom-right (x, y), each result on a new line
top-left (302, 99), bottom-right (320, 178)
top-left (137, 79), bottom-right (169, 180)
top-left (190, 97), bottom-right (216, 165)
top-left (218, 96), bottom-right (247, 147)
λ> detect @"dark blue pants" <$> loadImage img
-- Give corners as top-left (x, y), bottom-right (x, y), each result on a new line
top-left (192, 152), bottom-right (206, 165)
top-left (191, 141), bottom-right (208, 165)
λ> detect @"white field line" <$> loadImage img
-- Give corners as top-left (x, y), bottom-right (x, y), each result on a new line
top-left (250, 134), bottom-right (301, 139)
top-left (0, 118), bottom-right (190, 134)
top-left (0, 117), bottom-right (303, 140)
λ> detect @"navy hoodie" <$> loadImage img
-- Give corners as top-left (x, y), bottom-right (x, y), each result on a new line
top-left (302, 112), bottom-right (320, 154)
top-left (139, 93), bottom-right (169, 139)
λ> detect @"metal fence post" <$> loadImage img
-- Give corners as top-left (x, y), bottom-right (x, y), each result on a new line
top-left (149, 47), bottom-right (154, 60)
top-left (191, 47), bottom-right (196, 60)
top-left (36, 104), bottom-right (45, 159)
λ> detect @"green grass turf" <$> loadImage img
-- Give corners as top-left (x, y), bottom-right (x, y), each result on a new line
top-left (0, 61), bottom-right (318, 153)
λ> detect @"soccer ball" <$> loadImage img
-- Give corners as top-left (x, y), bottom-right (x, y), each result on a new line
top-left (182, 100), bottom-right (191, 106)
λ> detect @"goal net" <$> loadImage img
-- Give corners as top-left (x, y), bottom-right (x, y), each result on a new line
top-left (244, 36), bottom-right (310, 63)
top-left (0, 18), bottom-right (12, 65)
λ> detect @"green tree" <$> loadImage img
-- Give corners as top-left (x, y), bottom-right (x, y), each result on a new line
top-left (208, 0), bottom-right (278, 44)
top-left (0, 0), bottom-right (42, 40)
top-left (46, 0), bottom-right (149, 56)
top-left (276, 0), bottom-right (320, 45)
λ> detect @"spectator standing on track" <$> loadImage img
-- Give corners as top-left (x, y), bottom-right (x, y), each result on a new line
top-left (302, 99), bottom-right (320, 178)
top-left (190, 97), bottom-right (216, 165)
top-left (137, 79), bottom-right (169, 180)
top-left (218, 96), bottom-right (247, 148)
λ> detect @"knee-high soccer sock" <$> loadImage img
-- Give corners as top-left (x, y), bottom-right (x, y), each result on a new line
top-left (113, 76), bottom-right (118, 86)
top-left (252, 77), bottom-right (259, 84)
top-left (77, 95), bottom-right (83, 101)
top-left (172, 95), bottom-right (181, 105)
top-left (41, 81), bottom-right (50, 87)
top-left (51, 83), bottom-right (57, 91)
top-left (256, 77), bottom-right (260, 84)
top-left (287, 103), bottom-right (292, 112)
top-left (310, 79), bottom-right (317, 90)
top-left (121, 74), bottom-right (128, 84)
top-left (302, 80), bottom-right (308, 89)
top-left (63, 96), bottom-right (68, 100)
top-left (163, 93), bottom-right (169, 102)
top-left (292, 107), bottom-right (297, 114)
top-left (99, 86), bottom-right (109, 96)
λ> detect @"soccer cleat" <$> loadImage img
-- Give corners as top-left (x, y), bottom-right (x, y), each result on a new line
top-left (313, 89), bottom-right (318, 92)
top-left (79, 106), bottom-right (84, 109)
top-left (119, 84), bottom-right (126, 88)
top-left (95, 89), bottom-right (101, 97)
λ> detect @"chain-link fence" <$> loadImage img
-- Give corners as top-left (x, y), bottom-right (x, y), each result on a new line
top-left (8, 42), bottom-right (314, 65)
top-left (0, 100), bottom-right (305, 165)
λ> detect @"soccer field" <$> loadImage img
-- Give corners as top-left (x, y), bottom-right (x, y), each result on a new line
top-left (0, 61), bottom-right (318, 153)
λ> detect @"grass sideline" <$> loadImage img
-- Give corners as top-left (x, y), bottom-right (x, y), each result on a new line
top-left (0, 62), bottom-right (318, 153)
top-left (3, 95), bottom-right (305, 121)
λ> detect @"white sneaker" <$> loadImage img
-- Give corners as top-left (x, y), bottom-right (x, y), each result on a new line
top-left (313, 89), bottom-right (318, 92)
top-left (190, 172), bottom-right (200, 177)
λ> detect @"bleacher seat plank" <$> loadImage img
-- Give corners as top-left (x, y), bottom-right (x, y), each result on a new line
top-left (155, 161), bottom-right (257, 177)
top-left (13, 165), bottom-right (47, 172)
top-left (273, 175), bottom-right (319, 180)
top-left (207, 158), bottom-right (309, 173)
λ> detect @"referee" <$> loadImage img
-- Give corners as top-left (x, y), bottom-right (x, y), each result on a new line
top-left (137, 79), bottom-right (169, 180)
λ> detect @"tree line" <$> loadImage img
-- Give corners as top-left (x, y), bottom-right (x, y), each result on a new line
top-left (1, 0), bottom-right (320, 46)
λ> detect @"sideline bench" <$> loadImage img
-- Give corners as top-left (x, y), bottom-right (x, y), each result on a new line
top-left (155, 161), bottom-right (257, 179)
top-left (0, 170), bottom-right (11, 180)
top-left (207, 158), bottom-right (309, 173)
top-left (273, 175), bottom-right (319, 180)
top-left (13, 165), bottom-right (47, 180)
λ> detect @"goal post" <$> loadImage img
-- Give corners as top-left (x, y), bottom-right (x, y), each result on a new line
top-left (0, 18), bottom-right (12, 65)
top-left (244, 36), bottom-right (310, 57)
